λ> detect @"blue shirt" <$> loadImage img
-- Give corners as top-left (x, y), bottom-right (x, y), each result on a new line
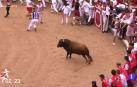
top-left (32, 11), bottom-right (39, 19)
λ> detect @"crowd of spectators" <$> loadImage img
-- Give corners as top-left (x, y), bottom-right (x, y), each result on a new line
top-left (0, 0), bottom-right (137, 86)
top-left (91, 0), bottom-right (137, 87)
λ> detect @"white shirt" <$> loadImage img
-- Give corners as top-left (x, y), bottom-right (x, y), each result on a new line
top-left (82, 1), bottom-right (92, 14)
top-left (102, 9), bottom-right (107, 19)
top-left (116, 4), bottom-right (126, 9)
top-left (26, 0), bottom-right (32, 7)
top-left (106, 6), bottom-right (110, 15)
top-left (52, 0), bottom-right (57, 4)
top-left (121, 13), bottom-right (134, 24)
top-left (62, 5), bottom-right (71, 15)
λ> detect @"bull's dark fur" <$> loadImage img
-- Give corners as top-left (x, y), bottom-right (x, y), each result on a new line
top-left (57, 39), bottom-right (93, 64)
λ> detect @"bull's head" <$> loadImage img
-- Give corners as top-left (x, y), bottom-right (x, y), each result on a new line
top-left (57, 39), bottom-right (65, 47)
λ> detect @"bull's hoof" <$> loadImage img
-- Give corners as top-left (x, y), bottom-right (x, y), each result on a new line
top-left (66, 57), bottom-right (69, 60)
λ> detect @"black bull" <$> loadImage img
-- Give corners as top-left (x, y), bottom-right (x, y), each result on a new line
top-left (57, 39), bottom-right (93, 64)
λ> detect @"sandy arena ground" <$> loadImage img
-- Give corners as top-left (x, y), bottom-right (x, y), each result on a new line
top-left (0, 4), bottom-right (125, 87)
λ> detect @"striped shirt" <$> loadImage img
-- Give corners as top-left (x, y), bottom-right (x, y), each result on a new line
top-left (32, 11), bottom-right (39, 19)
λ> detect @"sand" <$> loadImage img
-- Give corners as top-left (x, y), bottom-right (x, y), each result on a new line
top-left (0, 4), bottom-right (125, 87)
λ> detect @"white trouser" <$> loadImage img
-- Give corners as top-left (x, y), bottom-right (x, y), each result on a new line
top-left (28, 19), bottom-right (39, 30)
top-left (0, 0), bottom-right (3, 7)
top-left (87, 10), bottom-right (92, 23)
top-left (102, 17), bottom-right (108, 31)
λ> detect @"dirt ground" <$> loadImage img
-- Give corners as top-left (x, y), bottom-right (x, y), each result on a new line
top-left (0, 4), bottom-right (125, 87)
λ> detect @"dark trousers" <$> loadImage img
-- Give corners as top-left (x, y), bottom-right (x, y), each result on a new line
top-left (5, 6), bottom-right (10, 17)
top-left (119, 23), bottom-right (127, 39)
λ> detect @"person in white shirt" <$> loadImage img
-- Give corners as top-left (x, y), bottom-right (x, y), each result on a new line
top-left (0, 0), bottom-right (3, 7)
top-left (102, 3), bottom-right (108, 32)
top-left (105, 3), bottom-right (110, 32)
top-left (61, 2), bottom-right (71, 24)
top-left (120, 9), bottom-right (133, 39)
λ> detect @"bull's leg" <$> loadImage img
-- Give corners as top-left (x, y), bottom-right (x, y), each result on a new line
top-left (87, 54), bottom-right (93, 64)
top-left (69, 53), bottom-right (72, 59)
top-left (66, 52), bottom-right (69, 59)
top-left (82, 55), bottom-right (88, 63)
